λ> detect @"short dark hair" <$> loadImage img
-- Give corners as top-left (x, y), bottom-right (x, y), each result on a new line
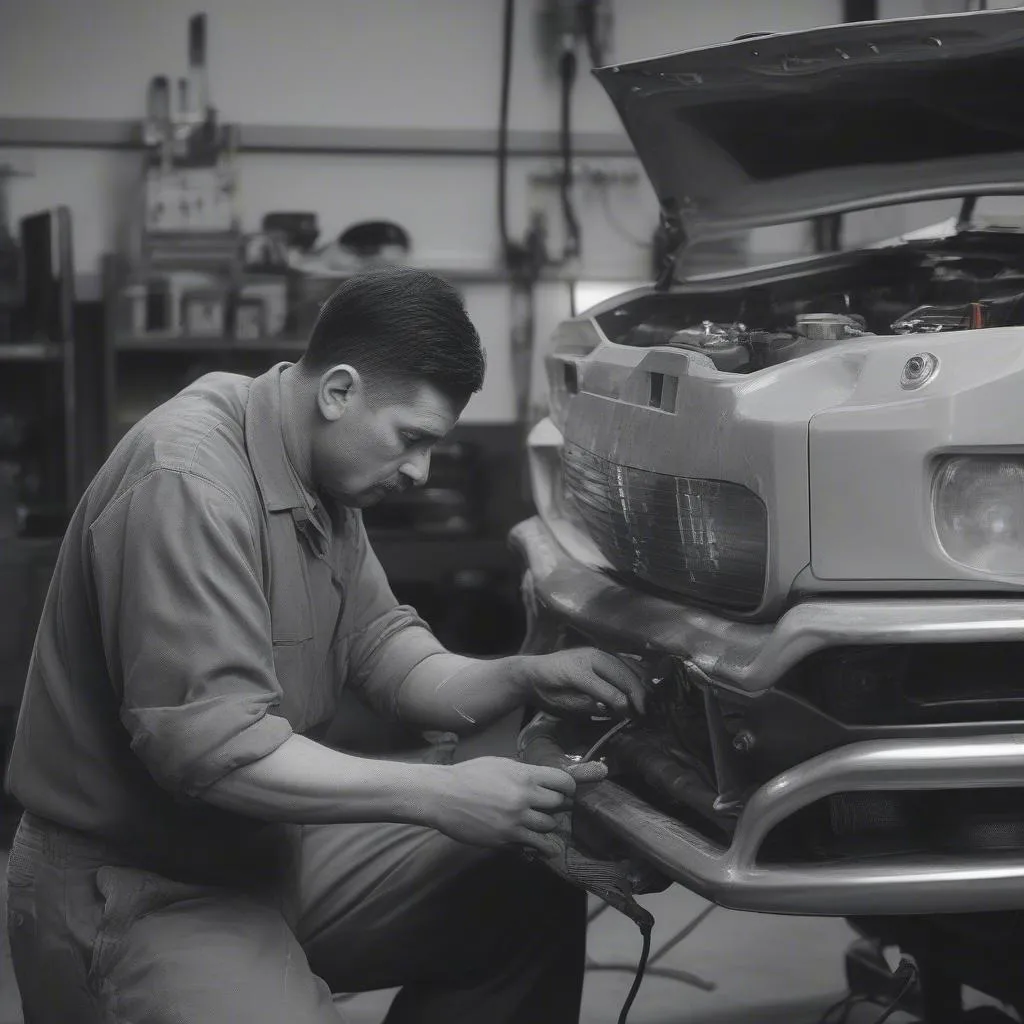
top-left (300, 267), bottom-right (485, 406)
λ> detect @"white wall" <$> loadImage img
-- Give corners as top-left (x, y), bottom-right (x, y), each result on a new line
top-left (0, 0), bottom-right (847, 273)
top-left (13, 0), bottom-right (965, 421)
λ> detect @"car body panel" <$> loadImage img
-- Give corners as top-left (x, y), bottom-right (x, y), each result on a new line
top-left (595, 9), bottom-right (1024, 250)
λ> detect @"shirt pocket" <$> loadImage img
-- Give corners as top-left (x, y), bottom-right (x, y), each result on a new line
top-left (267, 514), bottom-right (315, 647)
top-left (265, 516), bottom-right (316, 727)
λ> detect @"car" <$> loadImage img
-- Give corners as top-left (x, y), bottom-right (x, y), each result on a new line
top-left (512, 8), bottom-right (1024, 1017)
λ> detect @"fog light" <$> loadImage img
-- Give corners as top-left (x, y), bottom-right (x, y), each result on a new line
top-left (934, 456), bottom-right (1024, 574)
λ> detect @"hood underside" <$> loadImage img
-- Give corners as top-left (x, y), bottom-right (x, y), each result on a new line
top-left (595, 9), bottom-right (1024, 246)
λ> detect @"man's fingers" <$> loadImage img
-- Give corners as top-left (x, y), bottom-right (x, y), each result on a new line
top-left (525, 765), bottom-right (576, 797)
top-left (530, 786), bottom-right (569, 811)
top-left (565, 760), bottom-right (607, 785)
top-left (522, 809), bottom-right (560, 833)
top-left (515, 829), bottom-right (565, 860)
top-left (591, 651), bottom-right (648, 714)
top-left (557, 672), bottom-right (630, 716)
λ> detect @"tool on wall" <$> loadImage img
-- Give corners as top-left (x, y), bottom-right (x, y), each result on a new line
top-left (498, 0), bottom-right (613, 440)
top-left (118, 13), bottom-right (250, 343)
top-left (139, 13), bottom-right (239, 251)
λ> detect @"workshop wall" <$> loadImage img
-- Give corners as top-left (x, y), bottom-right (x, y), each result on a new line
top-left (0, 0), bottom-right (971, 422)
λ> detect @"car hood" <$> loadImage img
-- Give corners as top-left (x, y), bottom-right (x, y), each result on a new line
top-left (595, 9), bottom-right (1024, 250)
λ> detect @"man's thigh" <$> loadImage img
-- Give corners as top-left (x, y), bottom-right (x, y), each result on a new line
top-left (294, 820), bottom-right (583, 995)
top-left (88, 865), bottom-right (342, 1024)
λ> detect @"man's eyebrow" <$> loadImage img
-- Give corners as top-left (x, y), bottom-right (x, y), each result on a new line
top-left (405, 426), bottom-right (447, 442)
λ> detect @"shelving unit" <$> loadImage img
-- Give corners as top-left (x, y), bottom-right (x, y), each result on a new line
top-left (0, 116), bottom-right (633, 159)
top-left (0, 208), bottom-right (106, 725)
top-left (0, 207), bottom-right (87, 532)
top-left (0, 341), bottom-right (64, 363)
top-left (114, 336), bottom-right (308, 354)
top-left (100, 256), bottom-right (534, 607)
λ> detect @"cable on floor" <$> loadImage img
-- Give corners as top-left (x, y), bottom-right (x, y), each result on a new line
top-left (871, 961), bottom-right (919, 1024)
top-left (615, 922), bottom-right (651, 1024)
top-left (587, 898), bottom-right (719, 1021)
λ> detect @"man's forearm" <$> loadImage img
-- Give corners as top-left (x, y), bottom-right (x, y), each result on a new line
top-left (203, 734), bottom-right (449, 825)
top-left (393, 653), bottom-right (536, 733)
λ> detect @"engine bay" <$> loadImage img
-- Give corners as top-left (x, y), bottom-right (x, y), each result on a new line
top-left (595, 233), bottom-right (1024, 372)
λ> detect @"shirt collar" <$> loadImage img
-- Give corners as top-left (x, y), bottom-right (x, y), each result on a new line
top-left (245, 365), bottom-right (330, 548)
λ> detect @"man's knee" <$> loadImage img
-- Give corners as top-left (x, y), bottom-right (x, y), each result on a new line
top-left (88, 871), bottom-right (339, 1024)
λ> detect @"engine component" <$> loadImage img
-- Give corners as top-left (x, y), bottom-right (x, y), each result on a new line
top-left (746, 330), bottom-right (805, 368)
top-left (794, 312), bottom-right (866, 341)
top-left (899, 352), bottom-right (939, 390)
top-left (893, 292), bottom-right (1024, 333)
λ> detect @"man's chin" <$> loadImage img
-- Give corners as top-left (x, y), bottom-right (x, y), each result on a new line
top-left (346, 486), bottom-right (392, 508)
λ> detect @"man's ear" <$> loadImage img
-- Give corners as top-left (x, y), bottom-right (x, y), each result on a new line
top-left (318, 364), bottom-right (362, 422)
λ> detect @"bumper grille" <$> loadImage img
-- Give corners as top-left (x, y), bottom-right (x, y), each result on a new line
top-left (562, 442), bottom-right (768, 611)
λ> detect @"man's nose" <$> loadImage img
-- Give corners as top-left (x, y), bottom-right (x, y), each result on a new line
top-left (400, 449), bottom-right (431, 487)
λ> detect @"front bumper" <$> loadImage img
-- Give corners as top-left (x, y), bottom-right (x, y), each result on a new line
top-left (512, 515), bottom-right (1024, 916)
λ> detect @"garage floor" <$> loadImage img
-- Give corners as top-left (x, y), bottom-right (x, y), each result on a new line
top-left (1, 841), bottom-right (927, 1024)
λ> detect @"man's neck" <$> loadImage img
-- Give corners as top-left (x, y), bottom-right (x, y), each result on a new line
top-left (278, 365), bottom-right (318, 501)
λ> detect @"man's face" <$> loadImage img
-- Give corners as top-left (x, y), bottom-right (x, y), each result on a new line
top-left (311, 374), bottom-right (461, 507)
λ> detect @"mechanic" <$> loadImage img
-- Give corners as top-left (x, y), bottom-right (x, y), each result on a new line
top-left (4, 267), bottom-right (646, 1024)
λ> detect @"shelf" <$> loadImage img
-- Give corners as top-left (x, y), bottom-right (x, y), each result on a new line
top-left (0, 116), bottom-right (634, 159)
top-left (0, 341), bottom-right (63, 363)
top-left (0, 535), bottom-right (63, 555)
top-left (115, 336), bottom-right (307, 354)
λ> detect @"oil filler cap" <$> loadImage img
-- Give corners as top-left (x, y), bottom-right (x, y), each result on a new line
top-left (900, 352), bottom-right (938, 390)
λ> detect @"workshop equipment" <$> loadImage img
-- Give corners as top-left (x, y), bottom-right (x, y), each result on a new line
top-left (140, 16), bottom-right (237, 242)
top-left (113, 12), bottom-right (250, 344)
top-left (0, 165), bottom-right (28, 345)
top-left (262, 212), bottom-right (320, 255)
top-left (236, 276), bottom-right (287, 339)
top-left (337, 220), bottom-right (411, 264)
top-left (119, 269), bottom-right (228, 338)
top-left (132, 14), bottom-right (241, 274)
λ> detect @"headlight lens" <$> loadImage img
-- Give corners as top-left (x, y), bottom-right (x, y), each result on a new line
top-left (934, 456), bottom-right (1024, 575)
top-left (562, 442), bottom-right (768, 611)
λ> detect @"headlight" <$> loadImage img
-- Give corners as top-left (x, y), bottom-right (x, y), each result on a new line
top-left (933, 455), bottom-right (1024, 575)
top-left (562, 443), bottom-right (768, 611)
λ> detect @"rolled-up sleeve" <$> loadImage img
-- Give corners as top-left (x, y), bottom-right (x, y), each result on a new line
top-left (340, 515), bottom-right (448, 718)
top-left (89, 468), bottom-right (293, 797)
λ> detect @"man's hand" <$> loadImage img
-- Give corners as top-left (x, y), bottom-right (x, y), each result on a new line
top-left (432, 756), bottom-right (594, 858)
top-left (523, 648), bottom-right (647, 720)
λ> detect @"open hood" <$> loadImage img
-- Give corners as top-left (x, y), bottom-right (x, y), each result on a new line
top-left (595, 9), bottom-right (1024, 248)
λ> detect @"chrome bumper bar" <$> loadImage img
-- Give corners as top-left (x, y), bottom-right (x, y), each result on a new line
top-left (534, 729), bottom-right (1024, 916)
top-left (510, 516), bottom-right (1024, 694)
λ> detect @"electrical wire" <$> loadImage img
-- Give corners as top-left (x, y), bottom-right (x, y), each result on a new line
top-left (870, 964), bottom-right (919, 1024)
top-left (497, 0), bottom-right (515, 261)
top-left (815, 993), bottom-right (878, 1024)
top-left (813, 960), bottom-right (918, 1024)
top-left (558, 45), bottom-right (581, 261)
top-left (588, 897), bottom-right (719, 1024)
top-left (583, 717), bottom-right (632, 763)
top-left (579, 0), bottom-right (604, 69)
top-left (617, 925), bottom-right (651, 1024)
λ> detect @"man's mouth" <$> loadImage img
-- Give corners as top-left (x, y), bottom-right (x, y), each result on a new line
top-left (373, 478), bottom-right (410, 496)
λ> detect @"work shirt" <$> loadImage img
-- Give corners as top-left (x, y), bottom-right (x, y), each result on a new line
top-left (6, 363), bottom-right (445, 885)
